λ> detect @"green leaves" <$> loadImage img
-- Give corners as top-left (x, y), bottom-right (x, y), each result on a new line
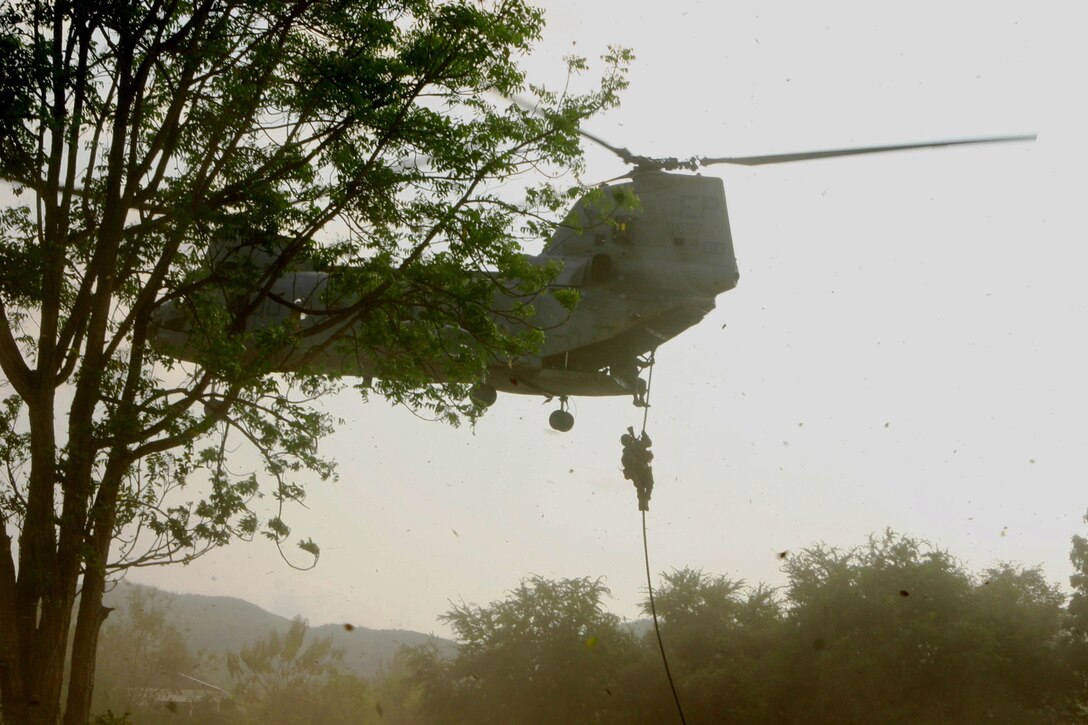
top-left (772, 531), bottom-right (1074, 725)
top-left (0, 3), bottom-right (639, 724)
top-left (223, 617), bottom-right (376, 725)
top-left (0, 205), bottom-right (40, 304)
top-left (0, 2), bottom-right (629, 715)
top-left (409, 575), bottom-right (638, 724)
top-left (0, 11), bottom-right (39, 180)
top-left (93, 586), bottom-right (198, 715)
top-left (407, 534), bottom-right (1079, 725)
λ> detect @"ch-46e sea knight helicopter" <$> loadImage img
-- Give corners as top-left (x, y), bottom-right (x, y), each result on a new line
top-left (151, 130), bottom-right (1034, 431)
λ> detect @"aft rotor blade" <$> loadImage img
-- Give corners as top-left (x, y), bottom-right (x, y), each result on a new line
top-left (698, 134), bottom-right (1036, 167)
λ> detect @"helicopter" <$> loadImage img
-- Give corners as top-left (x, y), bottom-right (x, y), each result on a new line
top-left (150, 131), bottom-right (1035, 431)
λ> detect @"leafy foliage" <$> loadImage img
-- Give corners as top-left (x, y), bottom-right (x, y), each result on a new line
top-left (0, 0), bottom-right (630, 721)
top-left (79, 528), bottom-right (1088, 725)
top-left (92, 587), bottom-right (199, 713)
top-left (407, 532), bottom-right (1079, 725)
top-left (637, 568), bottom-right (784, 724)
top-left (773, 531), bottom-right (1072, 725)
top-left (406, 576), bottom-right (639, 725)
top-left (1067, 511), bottom-right (1088, 697)
top-left (224, 617), bottom-right (371, 725)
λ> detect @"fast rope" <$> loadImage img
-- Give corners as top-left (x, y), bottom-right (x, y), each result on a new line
top-left (639, 353), bottom-right (654, 436)
top-left (643, 510), bottom-right (687, 725)
top-left (623, 353), bottom-right (688, 725)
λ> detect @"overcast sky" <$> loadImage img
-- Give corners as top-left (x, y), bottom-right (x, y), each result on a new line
top-left (128, 0), bottom-right (1088, 635)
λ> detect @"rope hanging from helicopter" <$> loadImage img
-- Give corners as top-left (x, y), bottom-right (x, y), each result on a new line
top-left (619, 352), bottom-right (689, 725)
top-left (639, 353), bottom-right (654, 436)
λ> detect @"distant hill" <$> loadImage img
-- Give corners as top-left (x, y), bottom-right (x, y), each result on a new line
top-left (625, 618), bottom-right (654, 639)
top-left (102, 582), bottom-right (454, 678)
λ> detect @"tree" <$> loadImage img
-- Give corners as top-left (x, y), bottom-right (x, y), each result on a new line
top-left (406, 576), bottom-right (638, 725)
top-left (368, 651), bottom-right (425, 725)
top-left (0, 1), bottom-right (630, 721)
top-left (637, 568), bottom-right (784, 725)
top-left (1071, 513), bottom-right (1088, 627)
top-left (225, 617), bottom-right (368, 725)
top-left (91, 585), bottom-right (199, 717)
top-left (1066, 511), bottom-right (1088, 705)
top-left (776, 530), bottom-right (1071, 725)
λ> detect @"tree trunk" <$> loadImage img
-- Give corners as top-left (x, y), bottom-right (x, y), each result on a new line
top-left (63, 470), bottom-right (123, 725)
top-left (11, 397), bottom-right (69, 725)
top-left (64, 579), bottom-right (108, 725)
top-left (0, 532), bottom-right (29, 725)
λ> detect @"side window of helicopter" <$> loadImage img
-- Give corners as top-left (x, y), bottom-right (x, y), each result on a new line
top-left (613, 219), bottom-right (634, 244)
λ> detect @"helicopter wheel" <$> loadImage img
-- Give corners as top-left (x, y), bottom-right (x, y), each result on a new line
top-left (548, 408), bottom-right (574, 432)
top-left (469, 383), bottom-right (498, 408)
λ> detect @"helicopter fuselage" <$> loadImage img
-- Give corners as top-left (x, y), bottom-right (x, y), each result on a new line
top-left (151, 171), bottom-right (740, 406)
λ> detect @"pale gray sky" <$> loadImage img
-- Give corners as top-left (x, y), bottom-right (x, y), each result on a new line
top-left (128, 0), bottom-right (1088, 634)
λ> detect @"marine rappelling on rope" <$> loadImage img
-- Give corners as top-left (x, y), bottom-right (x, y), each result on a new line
top-left (621, 427), bottom-right (655, 512)
top-left (619, 352), bottom-right (657, 512)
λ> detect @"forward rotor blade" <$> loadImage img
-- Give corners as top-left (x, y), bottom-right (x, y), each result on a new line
top-left (698, 134), bottom-right (1036, 167)
top-left (577, 128), bottom-right (638, 165)
top-left (507, 94), bottom-right (643, 166)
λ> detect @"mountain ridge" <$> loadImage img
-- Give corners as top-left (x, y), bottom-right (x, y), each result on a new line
top-left (102, 581), bottom-right (454, 678)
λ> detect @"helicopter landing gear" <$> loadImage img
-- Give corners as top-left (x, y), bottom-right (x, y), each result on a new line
top-left (469, 382), bottom-right (497, 408)
top-left (548, 397), bottom-right (574, 432)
